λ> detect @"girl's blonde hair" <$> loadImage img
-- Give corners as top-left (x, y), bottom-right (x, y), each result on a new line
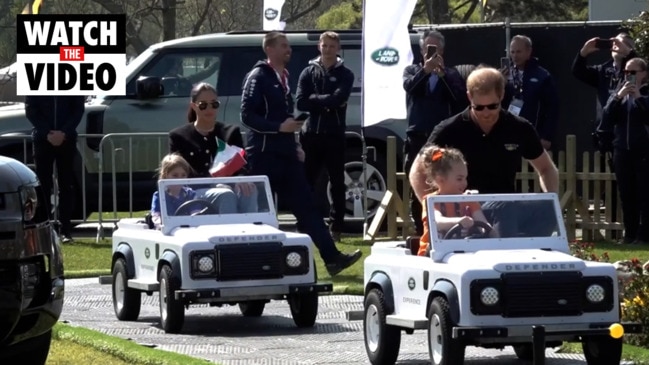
top-left (419, 144), bottom-right (466, 190)
top-left (156, 153), bottom-right (193, 180)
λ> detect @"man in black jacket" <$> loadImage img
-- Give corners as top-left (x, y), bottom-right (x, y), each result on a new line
top-left (241, 31), bottom-right (361, 276)
top-left (402, 29), bottom-right (468, 234)
top-left (25, 95), bottom-right (86, 243)
top-left (296, 31), bottom-right (354, 242)
top-left (572, 33), bottom-right (636, 241)
top-left (572, 32), bottom-right (636, 151)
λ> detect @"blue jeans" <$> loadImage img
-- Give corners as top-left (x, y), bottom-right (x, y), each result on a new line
top-left (247, 152), bottom-right (341, 263)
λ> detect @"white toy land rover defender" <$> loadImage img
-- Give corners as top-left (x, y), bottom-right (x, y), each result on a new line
top-left (358, 193), bottom-right (641, 365)
top-left (100, 175), bottom-right (332, 334)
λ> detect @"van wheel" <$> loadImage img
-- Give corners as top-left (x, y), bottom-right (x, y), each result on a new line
top-left (159, 265), bottom-right (184, 333)
top-left (582, 336), bottom-right (623, 365)
top-left (239, 301), bottom-right (266, 317)
top-left (364, 288), bottom-right (401, 365)
top-left (288, 292), bottom-right (319, 327)
top-left (112, 258), bottom-right (141, 321)
top-left (428, 297), bottom-right (465, 365)
top-left (512, 344), bottom-right (533, 360)
top-left (325, 149), bottom-right (387, 225)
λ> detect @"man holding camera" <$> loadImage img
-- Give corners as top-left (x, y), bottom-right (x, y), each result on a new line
top-left (296, 31), bottom-right (354, 242)
top-left (572, 33), bottom-right (636, 241)
top-left (402, 29), bottom-right (468, 235)
top-left (572, 33), bottom-right (636, 150)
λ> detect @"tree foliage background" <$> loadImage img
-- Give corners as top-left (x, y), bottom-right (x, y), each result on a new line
top-left (4, 0), bottom-right (646, 68)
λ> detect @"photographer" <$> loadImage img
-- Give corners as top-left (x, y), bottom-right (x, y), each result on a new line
top-left (600, 57), bottom-right (649, 245)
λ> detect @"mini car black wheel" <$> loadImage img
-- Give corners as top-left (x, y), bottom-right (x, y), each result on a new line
top-left (582, 335), bottom-right (623, 365)
top-left (112, 258), bottom-right (141, 321)
top-left (159, 265), bottom-right (185, 333)
top-left (239, 301), bottom-right (266, 317)
top-left (428, 297), bottom-right (465, 365)
top-left (288, 292), bottom-right (319, 327)
top-left (364, 288), bottom-right (401, 365)
top-left (512, 344), bottom-right (533, 360)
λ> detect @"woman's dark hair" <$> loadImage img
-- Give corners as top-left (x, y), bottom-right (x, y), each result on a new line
top-left (186, 82), bottom-right (217, 123)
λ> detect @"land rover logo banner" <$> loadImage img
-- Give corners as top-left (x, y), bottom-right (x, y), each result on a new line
top-left (262, 0), bottom-right (286, 31)
top-left (361, 0), bottom-right (417, 127)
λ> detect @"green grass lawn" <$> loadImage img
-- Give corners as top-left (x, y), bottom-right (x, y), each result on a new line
top-left (48, 323), bottom-right (212, 365)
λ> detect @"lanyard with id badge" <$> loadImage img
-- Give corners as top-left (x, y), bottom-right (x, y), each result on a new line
top-left (508, 67), bottom-right (524, 116)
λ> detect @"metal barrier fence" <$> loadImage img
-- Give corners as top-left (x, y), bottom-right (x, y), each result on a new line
top-left (0, 133), bottom-right (169, 242)
top-left (2, 130), bottom-right (375, 243)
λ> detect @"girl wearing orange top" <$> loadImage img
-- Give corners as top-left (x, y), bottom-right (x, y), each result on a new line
top-left (417, 145), bottom-right (495, 256)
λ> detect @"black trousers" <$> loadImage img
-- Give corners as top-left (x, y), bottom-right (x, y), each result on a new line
top-left (33, 138), bottom-right (77, 235)
top-left (613, 148), bottom-right (649, 242)
top-left (403, 131), bottom-right (429, 235)
top-left (301, 132), bottom-right (346, 232)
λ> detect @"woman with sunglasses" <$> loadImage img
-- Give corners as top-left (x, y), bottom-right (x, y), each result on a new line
top-left (169, 82), bottom-right (258, 213)
top-left (601, 57), bottom-right (649, 245)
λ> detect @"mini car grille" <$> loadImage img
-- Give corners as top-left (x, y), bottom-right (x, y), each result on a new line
top-left (502, 272), bottom-right (582, 317)
top-left (216, 242), bottom-right (283, 281)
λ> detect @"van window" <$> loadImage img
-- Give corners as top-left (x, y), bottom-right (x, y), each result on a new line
top-left (341, 48), bottom-right (362, 91)
top-left (127, 51), bottom-right (222, 97)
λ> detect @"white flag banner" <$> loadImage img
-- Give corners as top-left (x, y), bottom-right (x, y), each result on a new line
top-left (263, 0), bottom-right (286, 31)
top-left (361, 0), bottom-right (417, 127)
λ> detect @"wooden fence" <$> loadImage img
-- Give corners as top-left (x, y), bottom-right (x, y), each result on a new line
top-left (365, 135), bottom-right (622, 243)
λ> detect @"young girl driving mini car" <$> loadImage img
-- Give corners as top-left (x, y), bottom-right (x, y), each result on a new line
top-left (150, 153), bottom-right (240, 229)
top-left (417, 145), bottom-right (496, 256)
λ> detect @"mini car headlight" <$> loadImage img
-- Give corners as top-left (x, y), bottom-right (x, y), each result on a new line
top-left (286, 252), bottom-right (302, 268)
top-left (480, 287), bottom-right (500, 306)
top-left (197, 256), bottom-right (214, 273)
top-left (586, 284), bottom-right (605, 303)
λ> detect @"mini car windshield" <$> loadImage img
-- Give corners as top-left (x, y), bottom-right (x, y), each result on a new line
top-left (426, 193), bottom-right (568, 260)
top-left (158, 176), bottom-right (276, 234)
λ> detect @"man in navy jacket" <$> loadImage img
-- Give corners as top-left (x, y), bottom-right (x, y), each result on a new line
top-left (503, 35), bottom-right (559, 151)
top-left (296, 31), bottom-right (354, 241)
top-left (25, 95), bottom-right (85, 243)
top-left (241, 31), bottom-right (361, 277)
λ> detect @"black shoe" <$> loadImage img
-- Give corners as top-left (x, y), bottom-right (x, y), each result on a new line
top-left (326, 250), bottom-right (362, 277)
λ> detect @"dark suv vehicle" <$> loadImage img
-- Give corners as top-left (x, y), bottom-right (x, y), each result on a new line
top-left (0, 156), bottom-right (64, 364)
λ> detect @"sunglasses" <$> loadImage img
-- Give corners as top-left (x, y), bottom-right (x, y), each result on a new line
top-left (624, 70), bottom-right (643, 75)
top-left (471, 103), bottom-right (500, 111)
top-left (195, 101), bottom-right (220, 110)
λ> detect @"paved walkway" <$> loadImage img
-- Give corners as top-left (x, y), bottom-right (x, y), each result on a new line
top-left (61, 278), bottom-right (594, 364)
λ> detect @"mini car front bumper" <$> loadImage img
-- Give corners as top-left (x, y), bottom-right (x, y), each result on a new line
top-left (174, 282), bottom-right (333, 303)
top-left (453, 321), bottom-right (643, 341)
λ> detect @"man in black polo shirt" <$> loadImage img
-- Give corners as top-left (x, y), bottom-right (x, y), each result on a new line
top-left (409, 66), bottom-right (559, 236)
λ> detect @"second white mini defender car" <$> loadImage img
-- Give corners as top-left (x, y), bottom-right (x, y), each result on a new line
top-left (358, 193), bottom-right (640, 365)
top-left (101, 175), bottom-right (331, 333)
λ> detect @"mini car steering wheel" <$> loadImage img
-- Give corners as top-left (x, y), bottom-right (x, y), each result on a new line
top-left (174, 199), bottom-right (218, 216)
top-left (444, 221), bottom-right (493, 240)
